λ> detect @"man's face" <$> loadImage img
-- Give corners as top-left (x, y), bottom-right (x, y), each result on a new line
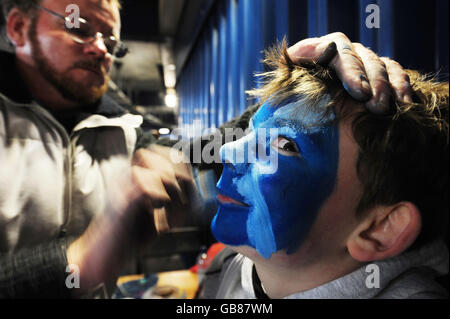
top-left (26, 0), bottom-right (121, 105)
top-left (212, 97), bottom-right (343, 259)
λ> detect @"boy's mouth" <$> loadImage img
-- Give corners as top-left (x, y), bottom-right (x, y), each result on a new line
top-left (217, 193), bottom-right (249, 207)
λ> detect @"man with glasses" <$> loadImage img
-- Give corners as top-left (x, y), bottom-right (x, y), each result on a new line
top-left (0, 0), bottom-right (177, 298)
top-left (0, 0), bottom-right (415, 298)
top-left (6, 0), bottom-right (124, 111)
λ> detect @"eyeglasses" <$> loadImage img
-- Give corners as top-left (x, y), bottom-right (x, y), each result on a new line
top-left (31, 3), bottom-right (129, 58)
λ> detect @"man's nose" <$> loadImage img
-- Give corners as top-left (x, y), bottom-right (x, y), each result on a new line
top-left (84, 34), bottom-right (109, 59)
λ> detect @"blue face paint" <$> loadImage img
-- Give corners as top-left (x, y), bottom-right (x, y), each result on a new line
top-left (212, 97), bottom-right (340, 258)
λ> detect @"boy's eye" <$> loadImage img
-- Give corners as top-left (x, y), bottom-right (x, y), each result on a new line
top-left (271, 137), bottom-right (301, 157)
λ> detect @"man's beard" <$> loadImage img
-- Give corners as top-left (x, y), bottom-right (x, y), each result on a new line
top-left (28, 18), bottom-right (109, 106)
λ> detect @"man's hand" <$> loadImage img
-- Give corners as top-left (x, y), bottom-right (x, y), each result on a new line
top-left (66, 145), bottom-right (198, 296)
top-left (287, 32), bottom-right (413, 114)
top-left (132, 145), bottom-right (200, 230)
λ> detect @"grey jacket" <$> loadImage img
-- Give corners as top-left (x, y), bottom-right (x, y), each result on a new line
top-left (0, 51), bottom-right (143, 298)
top-left (200, 240), bottom-right (449, 299)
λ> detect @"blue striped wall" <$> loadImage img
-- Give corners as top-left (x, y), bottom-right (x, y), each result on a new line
top-left (177, 0), bottom-right (448, 136)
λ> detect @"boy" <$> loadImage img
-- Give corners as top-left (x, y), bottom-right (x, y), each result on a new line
top-left (199, 42), bottom-right (449, 299)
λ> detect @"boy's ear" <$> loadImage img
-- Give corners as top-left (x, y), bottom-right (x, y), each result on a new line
top-left (346, 202), bottom-right (422, 262)
top-left (6, 8), bottom-right (31, 47)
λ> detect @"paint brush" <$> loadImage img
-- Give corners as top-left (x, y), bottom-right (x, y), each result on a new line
top-left (153, 207), bottom-right (170, 234)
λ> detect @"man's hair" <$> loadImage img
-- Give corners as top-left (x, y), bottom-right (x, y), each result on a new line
top-left (2, 0), bottom-right (38, 20)
top-left (2, 0), bottom-right (122, 20)
top-left (249, 40), bottom-right (449, 250)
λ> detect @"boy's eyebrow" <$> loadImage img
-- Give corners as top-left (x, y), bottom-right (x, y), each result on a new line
top-left (277, 117), bottom-right (306, 128)
top-left (275, 117), bottom-right (319, 134)
top-left (273, 100), bottom-right (334, 130)
top-left (250, 107), bottom-right (308, 127)
top-left (251, 97), bottom-right (334, 133)
top-left (251, 111), bottom-right (318, 134)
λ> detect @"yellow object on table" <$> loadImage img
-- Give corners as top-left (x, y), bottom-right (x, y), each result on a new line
top-left (157, 270), bottom-right (199, 299)
top-left (116, 274), bottom-right (145, 285)
top-left (117, 270), bottom-right (199, 299)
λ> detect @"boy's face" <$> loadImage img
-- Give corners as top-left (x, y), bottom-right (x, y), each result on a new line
top-left (212, 97), bottom-right (351, 259)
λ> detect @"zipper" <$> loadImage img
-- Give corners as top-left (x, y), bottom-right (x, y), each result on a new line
top-left (61, 130), bottom-right (76, 238)
top-left (57, 127), bottom-right (78, 239)
top-left (27, 102), bottom-right (74, 238)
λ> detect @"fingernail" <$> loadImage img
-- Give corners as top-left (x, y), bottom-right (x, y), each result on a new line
top-left (343, 74), bottom-right (372, 101)
top-left (402, 94), bottom-right (413, 104)
top-left (365, 100), bottom-right (383, 115)
top-left (347, 86), bottom-right (372, 101)
top-left (360, 74), bottom-right (371, 94)
top-left (378, 92), bottom-right (391, 110)
top-left (316, 42), bottom-right (337, 66)
top-left (366, 92), bottom-right (392, 114)
top-left (317, 41), bottom-right (334, 53)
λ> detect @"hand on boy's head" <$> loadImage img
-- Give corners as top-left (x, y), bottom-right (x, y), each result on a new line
top-left (287, 32), bottom-right (414, 114)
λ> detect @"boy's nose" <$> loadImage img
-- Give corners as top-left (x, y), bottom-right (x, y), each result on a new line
top-left (220, 135), bottom-right (254, 174)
